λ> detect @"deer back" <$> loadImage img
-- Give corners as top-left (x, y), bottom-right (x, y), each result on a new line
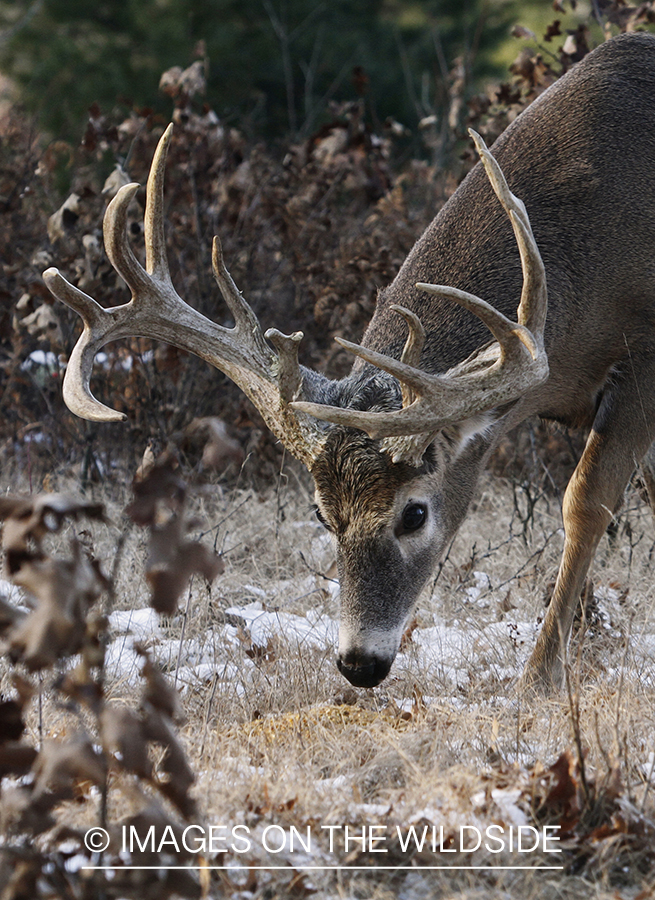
top-left (363, 31), bottom-right (655, 432)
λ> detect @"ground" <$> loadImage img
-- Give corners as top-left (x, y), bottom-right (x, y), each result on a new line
top-left (3, 459), bottom-right (653, 898)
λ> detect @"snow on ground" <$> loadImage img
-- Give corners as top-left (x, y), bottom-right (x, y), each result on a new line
top-left (101, 567), bottom-right (655, 704)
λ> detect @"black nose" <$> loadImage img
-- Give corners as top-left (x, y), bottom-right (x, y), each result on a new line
top-left (337, 652), bottom-right (393, 688)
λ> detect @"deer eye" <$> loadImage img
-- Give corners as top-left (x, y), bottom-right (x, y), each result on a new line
top-left (401, 503), bottom-right (427, 533)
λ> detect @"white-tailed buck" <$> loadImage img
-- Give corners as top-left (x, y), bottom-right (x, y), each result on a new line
top-left (44, 33), bottom-right (655, 692)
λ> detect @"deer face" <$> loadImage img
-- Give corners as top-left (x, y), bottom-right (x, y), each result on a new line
top-left (44, 123), bottom-right (548, 690)
top-left (312, 428), bottom-right (464, 688)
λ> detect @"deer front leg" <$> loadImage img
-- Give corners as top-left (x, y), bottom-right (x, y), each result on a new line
top-left (520, 371), bottom-right (655, 694)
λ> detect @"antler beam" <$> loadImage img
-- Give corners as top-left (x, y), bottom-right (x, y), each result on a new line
top-left (44, 125), bottom-right (324, 468)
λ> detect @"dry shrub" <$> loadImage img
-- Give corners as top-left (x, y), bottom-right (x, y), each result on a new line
top-left (1, 456), bottom-right (655, 898)
top-left (0, 462), bottom-right (226, 898)
top-left (5, 2), bottom-right (655, 488)
top-left (1, 93), bottom-right (446, 487)
top-left (3, 6), bottom-right (655, 898)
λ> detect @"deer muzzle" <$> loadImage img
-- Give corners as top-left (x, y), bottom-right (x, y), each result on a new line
top-left (336, 648), bottom-right (395, 688)
top-left (336, 617), bottom-right (406, 688)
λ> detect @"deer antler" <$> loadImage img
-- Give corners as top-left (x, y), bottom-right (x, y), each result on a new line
top-left (291, 130), bottom-right (549, 464)
top-left (43, 125), bottom-right (324, 468)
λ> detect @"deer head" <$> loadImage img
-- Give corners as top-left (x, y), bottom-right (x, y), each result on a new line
top-left (43, 124), bottom-right (547, 688)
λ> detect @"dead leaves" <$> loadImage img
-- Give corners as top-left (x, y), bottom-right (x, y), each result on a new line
top-left (159, 61), bottom-right (207, 102)
top-left (98, 647), bottom-right (196, 818)
top-left (31, 735), bottom-right (107, 802)
top-left (181, 416), bottom-right (245, 472)
top-left (0, 646), bottom-right (200, 895)
top-left (99, 704), bottom-right (153, 780)
top-left (483, 1), bottom-right (655, 157)
top-left (0, 494), bottom-right (108, 670)
top-left (0, 493), bottom-right (105, 561)
top-left (8, 544), bottom-right (108, 670)
top-left (126, 453), bottom-right (224, 614)
top-left (46, 192), bottom-right (81, 244)
top-left (0, 485), bottom-right (207, 897)
top-left (0, 463), bottom-right (223, 672)
top-left (529, 748), bottom-right (655, 876)
top-left (1, 735), bottom-right (106, 838)
top-left (144, 514), bottom-right (223, 615)
top-left (0, 677), bottom-right (37, 781)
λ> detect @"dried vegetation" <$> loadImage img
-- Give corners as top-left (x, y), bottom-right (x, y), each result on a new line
top-left (2, 459), bottom-right (655, 898)
top-left (2, 4), bottom-right (655, 898)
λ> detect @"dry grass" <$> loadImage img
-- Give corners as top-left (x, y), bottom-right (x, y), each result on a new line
top-left (3, 455), bottom-right (655, 898)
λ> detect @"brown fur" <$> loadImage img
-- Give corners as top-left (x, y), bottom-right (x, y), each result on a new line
top-left (304, 34), bottom-right (655, 692)
top-left (311, 429), bottom-right (419, 537)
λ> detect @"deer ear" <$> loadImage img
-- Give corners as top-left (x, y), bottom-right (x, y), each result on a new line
top-left (450, 410), bottom-right (499, 457)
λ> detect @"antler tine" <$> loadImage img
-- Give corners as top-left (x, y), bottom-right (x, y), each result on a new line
top-left (43, 156), bottom-right (184, 422)
top-left (468, 129), bottom-right (530, 232)
top-left (210, 236), bottom-right (272, 361)
top-left (42, 268), bottom-right (129, 421)
top-left (469, 129), bottom-right (547, 341)
top-left (291, 134), bottom-right (549, 453)
top-left (292, 306), bottom-right (430, 429)
top-left (415, 282), bottom-right (539, 361)
top-left (144, 122), bottom-right (173, 284)
top-left (44, 173), bottom-right (156, 422)
top-left (264, 327), bottom-right (304, 402)
top-left (415, 132), bottom-right (546, 361)
top-left (104, 181), bottom-right (152, 295)
top-left (510, 208), bottom-right (548, 344)
top-left (393, 304), bottom-right (425, 367)
top-left (292, 338), bottom-right (456, 439)
top-left (392, 304), bottom-right (424, 407)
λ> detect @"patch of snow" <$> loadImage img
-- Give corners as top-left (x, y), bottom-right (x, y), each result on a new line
top-left (63, 853), bottom-right (91, 873)
top-left (640, 752), bottom-right (655, 782)
top-left (348, 802), bottom-right (391, 818)
top-left (224, 602), bottom-right (337, 650)
top-left (0, 580), bottom-right (23, 605)
top-left (21, 350), bottom-right (59, 370)
top-left (465, 570), bottom-right (492, 605)
top-left (243, 585), bottom-right (269, 599)
top-left (491, 787), bottom-right (528, 827)
top-left (315, 775), bottom-right (350, 793)
top-left (173, 663), bottom-right (217, 688)
top-left (108, 607), bottom-right (160, 638)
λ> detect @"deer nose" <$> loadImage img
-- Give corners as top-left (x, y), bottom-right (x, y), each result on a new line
top-left (337, 651), bottom-right (393, 688)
